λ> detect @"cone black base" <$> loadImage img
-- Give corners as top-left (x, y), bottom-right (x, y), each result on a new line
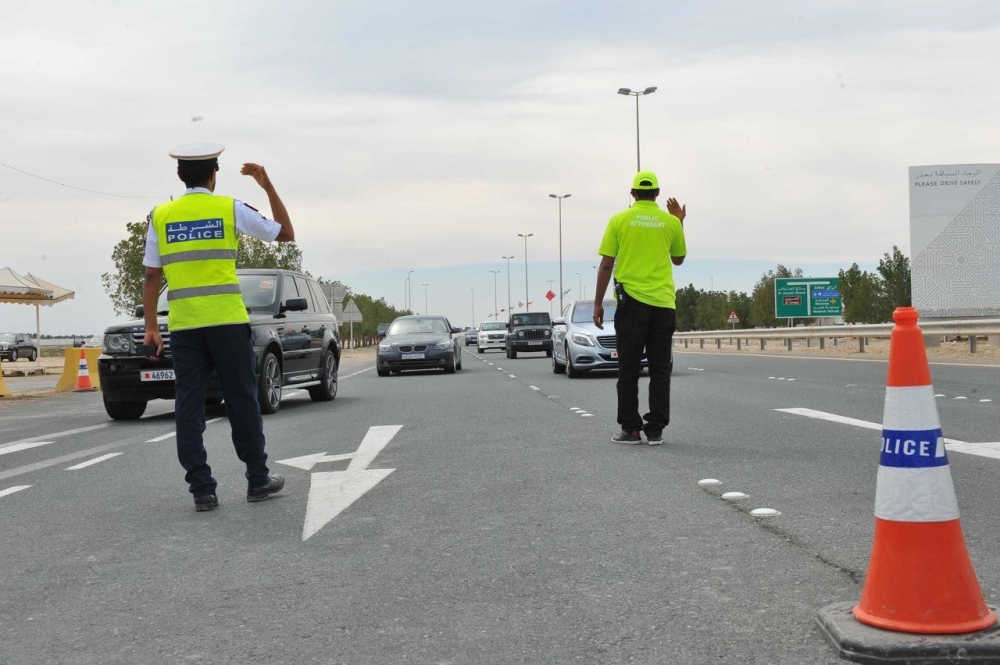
top-left (817, 602), bottom-right (1000, 664)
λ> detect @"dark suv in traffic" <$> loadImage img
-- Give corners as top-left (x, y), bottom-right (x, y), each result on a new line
top-left (505, 311), bottom-right (553, 359)
top-left (98, 269), bottom-right (342, 420)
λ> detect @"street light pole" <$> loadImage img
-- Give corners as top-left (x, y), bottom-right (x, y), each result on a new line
top-left (490, 270), bottom-right (500, 320)
top-left (548, 193), bottom-right (571, 313)
top-left (547, 279), bottom-right (555, 316)
top-left (406, 270), bottom-right (415, 311)
top-left (502, 256), bottom-right (514, 319)
top-left (617, 86), bottom-right (657, 171)
top-left (471, 288), bottom-right (474, 327)
top-left (518, 233), bottom-right (533, 312)
top-left (576, 272), bottom-right (582, 299)
top-left (422, 283), bottom-right (429, 314)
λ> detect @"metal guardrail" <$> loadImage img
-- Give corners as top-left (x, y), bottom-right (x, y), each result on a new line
top-left (672, 319), bottom-right (1000, 353)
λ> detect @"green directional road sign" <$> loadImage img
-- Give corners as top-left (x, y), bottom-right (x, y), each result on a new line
top-left (774, 277), bottom-right (842, 319)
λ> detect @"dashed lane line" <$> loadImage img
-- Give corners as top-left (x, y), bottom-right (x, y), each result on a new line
top-left (0, 423), bottom-right (108, 449)
top-left (66, 453), bottom-right (122, 470)
top-left (0, 441), bottom-right (54, 457)
top-left (0, 485), bottom-right (32, 499)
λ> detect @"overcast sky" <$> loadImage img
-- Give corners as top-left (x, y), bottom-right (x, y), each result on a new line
top-left (2, 1), bottom-right (999, 333)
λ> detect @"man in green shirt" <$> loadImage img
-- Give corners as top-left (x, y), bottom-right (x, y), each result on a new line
top-left (593, 170), bottom-right (687, 445)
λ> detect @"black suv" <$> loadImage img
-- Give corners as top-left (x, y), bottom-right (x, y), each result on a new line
top-left (506, 312), bottom-right (553, 359)
top-left (0, 333), bottom-right (38, 362)
top-left (98, 269), bottom-right (342, 420)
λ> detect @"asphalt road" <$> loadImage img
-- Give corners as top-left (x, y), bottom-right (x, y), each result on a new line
top-left (1, 349), bottom-right (998, 664)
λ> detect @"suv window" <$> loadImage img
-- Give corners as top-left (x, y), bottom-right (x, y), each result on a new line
top-left (480, 322), bottom-right (506, 331)
top-left (510, 313), bottom-right (551, 326)
top-left (293, 276), bottom-right (315, 312)
top-left (308, 280), bottom-right (332, 314)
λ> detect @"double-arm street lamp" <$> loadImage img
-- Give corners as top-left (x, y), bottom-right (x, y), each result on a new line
top-left (517, 233), bottom-right (533, 312)
top-left (548, 193), bottom-right (571, 313)
top-left (502, 255), bottom-right (514, 316)
top-left (617, 86), bottom-right (657, 171)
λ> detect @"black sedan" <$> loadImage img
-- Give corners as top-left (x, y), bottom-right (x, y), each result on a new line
top-left (376, 315), bottom-right (464, 376)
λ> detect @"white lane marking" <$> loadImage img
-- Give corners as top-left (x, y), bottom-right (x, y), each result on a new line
top-left (570, 407), bottom-right (581, 412)
top-left (775, 408), bottom-right (1000, 460)
top-left (206, 417), bottom-right (224, 425)
top-left (509, 374), bottom-right (516, 379)
top-left (341, 366), bottom-right (375, 379)
top-left (66, 453), bottom-right (122, 470)
top-left (529, 386), bottom-right (540, 391)
top-left (1, 423), bottom-right (108, 447)
top-left (0, 441), bottom-right (54, 457)
top-left (580, 413), bottom-right (593, 417)
top-left (787, 378), bottom-right (796, 382)
top-left (302, 425), bottom-right (403, 542)
top-left (935, 394), bottom-right (945, 398)
top-left (955, 396), bottom-right (968, 400)
top-left (981, 399), bottom-right (993, 403)
top-left (277, 451), bottom-right (355, 471)
top-left (146, 432), bottom-right (176, 442)
top-left (0, 485), bottom-right (32, 498)
top-left (768, 377), bottom-right (776, 380)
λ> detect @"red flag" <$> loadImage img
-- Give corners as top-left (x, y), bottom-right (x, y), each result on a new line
top-left (545, 290), bottom-right (556, 301)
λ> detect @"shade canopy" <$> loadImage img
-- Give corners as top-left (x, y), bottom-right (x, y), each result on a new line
top-left (0, 267), bottom-right (76, 353)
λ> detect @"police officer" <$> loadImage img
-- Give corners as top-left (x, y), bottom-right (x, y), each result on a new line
top-left (593, 170), bottom-right (687, 445)
top-left (142, 142), bottom-right (294, 511)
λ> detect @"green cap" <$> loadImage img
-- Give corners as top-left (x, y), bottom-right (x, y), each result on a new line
top-left (631, 170), bottom-right (659, 190)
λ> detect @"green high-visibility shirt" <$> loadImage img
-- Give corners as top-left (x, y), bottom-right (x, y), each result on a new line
top-left (597, 200), bottom-right (686, 309)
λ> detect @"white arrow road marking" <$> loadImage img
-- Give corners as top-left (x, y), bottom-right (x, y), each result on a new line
top-left (775, 408), bottom-right (1000, 461)
top-left (0, 485), bottom-right (32, 499)
top-left (303, 468), bottom-right (395, 541)
top-left (0, 441), bottom-right (53, 457)
top-left (276, 452), bottom-right (355, 471)
top-left (280, 425), bottom-right (404, 541)
top-left (66, 453), bottom-right (122, 470)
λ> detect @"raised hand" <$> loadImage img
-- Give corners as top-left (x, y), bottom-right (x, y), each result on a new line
top-left (666, 197), bottom-right (686, 222)
top-left (241, 163), bottom-right (272, 190)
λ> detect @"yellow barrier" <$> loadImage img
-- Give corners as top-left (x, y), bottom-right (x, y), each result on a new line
top-left (54, 348), bottom-right (103, 392)
top-left (0, 371), bottom-right (10, 397)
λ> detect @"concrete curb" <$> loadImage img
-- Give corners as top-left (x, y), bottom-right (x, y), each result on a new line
top-left (816, 601), bottom-right (1000, 664)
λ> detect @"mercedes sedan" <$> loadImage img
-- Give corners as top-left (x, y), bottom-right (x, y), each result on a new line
top-left (552, 300), bottom-right (662, 377)
top-left (377, 315), bottom-right (464, 376)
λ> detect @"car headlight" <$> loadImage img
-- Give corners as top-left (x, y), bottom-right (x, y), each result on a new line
top-left (378, 342), bottom-right (392, 351)
top-left (104, 333), bottom-right (134, 354)
top-left (571, 332), bottom-right (596, 347)
top-left (0, 344), bottom-right (7, 350)
top-left (517, 331), bottom-right (524, 338)
top-left (434, 341), bottom-right (451, 350)
top-left (544, 330), bottom-right (551, 337)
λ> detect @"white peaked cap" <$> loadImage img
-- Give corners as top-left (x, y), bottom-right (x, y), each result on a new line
top-left (169, 142), bottom-right (225, 160)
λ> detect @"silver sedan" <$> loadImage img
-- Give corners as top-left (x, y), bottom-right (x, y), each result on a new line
top-left (551, 300), bottom-right (657, 378)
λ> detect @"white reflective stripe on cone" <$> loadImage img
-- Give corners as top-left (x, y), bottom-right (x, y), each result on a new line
top-left (882, 385), bottom-right (942, 431)
top-left (874, 465), bottom-right (960, 522)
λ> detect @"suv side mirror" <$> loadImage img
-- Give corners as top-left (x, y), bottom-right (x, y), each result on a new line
top-left (451, 327), bottom-right (463, 334)
top-left (553, 317), bottom-right (566, 325)
top-left (282, 298), bottom-right (308, 312)
top-left (134, 305), bottom-right (144, 318)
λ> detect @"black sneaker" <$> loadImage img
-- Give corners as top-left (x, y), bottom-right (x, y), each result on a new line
top-left (194, 494), bottom-right (219, 512)
top-left (645, 431), bottom-right (663, 446)
top-left (611, 430), bottom-right (642, 445)
top-left (247, 474), bottom-right (285, 503)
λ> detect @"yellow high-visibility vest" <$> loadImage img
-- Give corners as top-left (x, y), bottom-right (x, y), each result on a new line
top-left (152, 193), bottom-right (248, 331)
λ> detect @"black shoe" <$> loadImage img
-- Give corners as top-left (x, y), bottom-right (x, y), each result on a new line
top-left (247, 474), bottom-right (285, 502)
top-left (611, 430), bottom-right (642, 445)
top-left (194, 494), bottom-right (219, 512)
top-left (645, 431), bottom-right (663, 446)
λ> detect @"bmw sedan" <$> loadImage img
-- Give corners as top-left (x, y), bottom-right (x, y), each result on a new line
top-left (552, 300), bottom-right (661, 377)
top-left (377, 315), bottom-right (464, 376)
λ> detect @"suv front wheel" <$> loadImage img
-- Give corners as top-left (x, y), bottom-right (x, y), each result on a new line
top-left (258, 350), bottom-right (282, 414)
top-left (103, 394), bottom-right (148, 420)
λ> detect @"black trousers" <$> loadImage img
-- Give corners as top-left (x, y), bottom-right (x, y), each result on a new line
top-left (170, 323), bottom-right (270, 496)
top-left (614, 295), bottom-right (677, 435)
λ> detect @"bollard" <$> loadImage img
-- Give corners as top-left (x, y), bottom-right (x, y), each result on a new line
top-left (786, 338), bottom-right (793, 351)
top-left (700, 339), bottom-right (704, 349)
top-left (820, 337), bottom-right (825, 350)
top-left (761, 339), bottom-right (766, 350)
top-left (716, 339), bottom-right (721, 349)
top-left (859, 337), bottom-right (865, 353)
top-left (684, 339), bottom-right (689, 349)
top-left (737, 339), bottom-right (741, 350)
top-left (970, 336), bottom-right (978, 353)
top-left (833, 337), bottom-right (838, 347)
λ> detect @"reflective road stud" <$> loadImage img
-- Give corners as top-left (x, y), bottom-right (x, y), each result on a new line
top-left (817, 308), bottom-right (999, 663)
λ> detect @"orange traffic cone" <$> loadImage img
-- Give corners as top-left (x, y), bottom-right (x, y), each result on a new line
top-left (852, 307), bottom-right (996, 634)
top-left (73, 348), bottom-right (97, 392)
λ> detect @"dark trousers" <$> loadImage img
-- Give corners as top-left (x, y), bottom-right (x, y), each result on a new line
top-left (170, 323), bottom-right (270, 496)
top-left (614, 296), bottom-right (676, 435)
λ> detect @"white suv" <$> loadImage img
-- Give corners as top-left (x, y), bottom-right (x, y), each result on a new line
top-left (476, 321), bottom-right (507, 353)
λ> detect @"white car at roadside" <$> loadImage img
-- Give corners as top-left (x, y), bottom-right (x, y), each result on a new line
top-left (476, 321), bottom-right (507, 353)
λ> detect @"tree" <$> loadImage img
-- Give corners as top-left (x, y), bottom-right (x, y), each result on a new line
top-left (877, 246), bottom-right (911, 312)
top-left (674, 284), bottom-right (700, 332)
top-left (101, 220), bottom-right (305, 317)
